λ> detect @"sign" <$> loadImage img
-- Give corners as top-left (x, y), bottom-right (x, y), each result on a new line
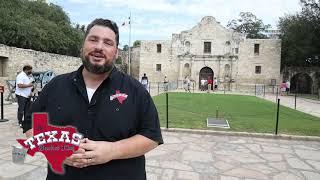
top-left (0, 85), bottom-right (4, 93)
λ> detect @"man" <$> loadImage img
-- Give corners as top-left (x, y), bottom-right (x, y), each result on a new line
top-left (200, 78), bottom-right (206, 91)
top-left (141, 73), bottom-right (149, 91)
top-left (23, 18), bottom-right (163, 180)
top-left (207, 76), bottom-right (212, 93)
top-left (286, 80), bottom-right (290, 95)
top-left (15, 65), bottom-right (33, 127)
top-left (163, 75), bottom-right (169, 91)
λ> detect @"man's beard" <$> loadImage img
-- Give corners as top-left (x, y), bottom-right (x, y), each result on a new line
top-left (81, 54), bottom-right (114, 74)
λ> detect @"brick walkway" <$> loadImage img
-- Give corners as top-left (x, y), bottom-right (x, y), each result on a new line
top-left (0, 103), bottom-right (320, 179)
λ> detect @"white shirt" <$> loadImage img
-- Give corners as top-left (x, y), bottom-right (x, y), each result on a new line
top-left (201, 79), bottom-right (206, 85)
top-left (86, 87), bottom-right (96, 103)
top-left (15, 71), bottom-right (32, 98)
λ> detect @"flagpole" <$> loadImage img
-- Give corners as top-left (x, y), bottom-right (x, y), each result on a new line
top-left (128, 11), bottom-right (132, 76)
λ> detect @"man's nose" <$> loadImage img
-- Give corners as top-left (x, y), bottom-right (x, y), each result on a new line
top-left (94, 40), bottom-right (103, 50)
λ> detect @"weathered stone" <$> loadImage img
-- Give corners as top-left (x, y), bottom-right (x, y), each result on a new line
top-left (260, 153), bottom-right (283, 161)
top-left (295, 149), bottom-right (320, 161)
top-left (160, 161), bottom-right (193, 171)
top-left (223, 168), bottom-right (268, 179)
top-left (301, 171), bottom-right (320, 180)
top-left (0, 162), bottom-right (38, 178)
top-left (161, 169), bottom-right (175, 180)
top-left (130, 16), bottom-right (281, 89)
top-left (306, 160), bottom-right (320, 170)
top-left (176, 170), bottom-right (200, 180)
top-left (273, 172), bottom-right (303, 180)
top-left (182, 150), bottom-right (213, 162)
top-left (287, 158), bottom-right (314, 170)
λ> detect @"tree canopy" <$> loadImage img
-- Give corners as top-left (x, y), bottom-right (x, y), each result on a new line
top-left (0, 0), bottom-right (84, 57)
top-left (227, 12), bottom-right (271, 39)
top-left (278, 0), bottom-right (320, 67)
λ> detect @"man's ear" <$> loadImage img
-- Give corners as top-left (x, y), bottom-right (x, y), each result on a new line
top-left (115, 48), bottom-right (119, 59)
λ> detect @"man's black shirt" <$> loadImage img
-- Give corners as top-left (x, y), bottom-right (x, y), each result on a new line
top-left (23, 66), bottom-right (163, 180)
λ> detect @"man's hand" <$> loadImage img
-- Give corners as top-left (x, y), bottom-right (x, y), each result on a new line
top-left (80, 138), bottom-right (115, 166)
top-left (63, 147), bottom-right (87, 168)
top-left (63, 139), bottom-right (87, 168)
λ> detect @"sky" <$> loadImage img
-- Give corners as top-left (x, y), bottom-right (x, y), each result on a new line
top-left (47, 0), bottom-right (302, 48)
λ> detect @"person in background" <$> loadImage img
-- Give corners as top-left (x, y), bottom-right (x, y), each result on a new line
top-left (164, 75), bottom-right (169, 91)
top-left (214, 77), bottom-right (218, 90)
top-left (141, 73), bottom-right (149, 91)
top-left (286, 80), bottom-right (291, 95)
top-left (207, 76), bottom-right (212, 93)
top-left (200, 78), bottom-right (206, 91)
top-left (15, 65), bottom-right (33, 128)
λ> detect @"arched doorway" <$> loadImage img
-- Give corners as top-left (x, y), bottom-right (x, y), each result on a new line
top-left (290, 73), bottom-right (313, 94)
top-left (199, 67), bottom-right (214, 90)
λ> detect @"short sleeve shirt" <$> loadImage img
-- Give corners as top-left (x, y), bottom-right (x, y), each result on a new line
top-left (15, 71), bottom-right (32, 98)
top-left (24, 66), bottom-right (163, 180)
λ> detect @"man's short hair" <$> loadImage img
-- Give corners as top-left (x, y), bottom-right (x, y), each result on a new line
top-left (23, 65), bottom-right (32, 71)
top-left (85, 18), bottom-right (119, 46)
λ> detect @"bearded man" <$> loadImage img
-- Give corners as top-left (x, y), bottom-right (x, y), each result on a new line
top-left (23, 18), bottom-right (163, 180)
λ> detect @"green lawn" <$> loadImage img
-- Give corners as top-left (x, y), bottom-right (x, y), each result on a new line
top-left (153, 92), bottom-right (320, 136)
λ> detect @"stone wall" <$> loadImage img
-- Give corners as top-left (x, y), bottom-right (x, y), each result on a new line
top-left (0, 44), bottom-right (82, 96)
top-left (237, 39), bottom-right (281, 85)
top-left (138, 40), bottom-right (179, 82)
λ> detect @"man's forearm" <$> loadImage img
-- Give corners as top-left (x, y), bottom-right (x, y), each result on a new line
top-left (18, 84), bottom-right (32, 88)
top-left (111, 135), bottom-right (158, 160)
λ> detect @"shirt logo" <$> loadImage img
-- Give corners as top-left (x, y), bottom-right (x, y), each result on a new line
top-left (16, 113), bottom-right (82, 174)
top-left (110, 90), bottom-right (128, 104)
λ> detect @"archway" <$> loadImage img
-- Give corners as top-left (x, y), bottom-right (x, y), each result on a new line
top-left (290, 73), bottom-right (313, 94)
top-left (199, 67), bottom-right (214, 90)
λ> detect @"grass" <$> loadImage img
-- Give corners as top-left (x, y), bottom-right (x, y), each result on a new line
top-left (153, 92), bottom-right (320, 136)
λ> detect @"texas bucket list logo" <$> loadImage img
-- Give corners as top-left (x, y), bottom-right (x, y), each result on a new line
top-left (16, 113), bottom-right (83, 174)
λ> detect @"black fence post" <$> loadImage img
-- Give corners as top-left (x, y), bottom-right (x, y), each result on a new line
top-left (263, 84), bottom-right (266, 97)
top-left (295, 92), bottom-right (297, 110)
top-left (276, 86), bottom-right (279, 102)
top-left (0, 86), bottom-right (9, 122)
top-left (166, 92), bottom-right (169, 129)
top-left (157, 82), bottom-right (160, 95)
top-left (275, 98), bottom-right (280, 135)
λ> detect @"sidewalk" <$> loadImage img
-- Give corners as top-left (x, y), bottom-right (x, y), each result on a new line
top-left (1, 104), bottom-right (320, 179)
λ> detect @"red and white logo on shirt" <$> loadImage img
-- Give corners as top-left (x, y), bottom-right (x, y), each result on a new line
top-left (110, 90), bottom-right (128, 104)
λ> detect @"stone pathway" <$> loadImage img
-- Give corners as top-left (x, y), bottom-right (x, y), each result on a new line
top-left (1, 104), bottom-right (320, 180)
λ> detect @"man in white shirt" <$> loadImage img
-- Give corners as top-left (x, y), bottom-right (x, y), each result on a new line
top-left (15, 65), bottom-right (33, 127)
top-left (141, 73), bottom-right (149, 91)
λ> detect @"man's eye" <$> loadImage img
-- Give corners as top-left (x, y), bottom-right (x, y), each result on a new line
top-left (89, 38), bottom-right (98, 42)
top-left (104, 41), bottom-right (114, 46)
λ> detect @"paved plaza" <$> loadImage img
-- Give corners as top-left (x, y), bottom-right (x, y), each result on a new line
top-left (0, 102), bottom-right (320, 180)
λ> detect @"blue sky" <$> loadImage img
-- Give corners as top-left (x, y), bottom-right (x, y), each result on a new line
top-left (48, 0), bottom-right (301, 48)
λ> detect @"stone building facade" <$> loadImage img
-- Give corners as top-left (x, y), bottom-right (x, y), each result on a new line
top-left (131, 16), bottom-right (281, 90)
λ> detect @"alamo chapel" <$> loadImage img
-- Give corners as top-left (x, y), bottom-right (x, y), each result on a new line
top-left (130, 16), bottom-right (281, 90)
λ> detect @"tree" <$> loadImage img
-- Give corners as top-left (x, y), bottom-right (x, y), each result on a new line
top-left (123, 45), bottom-right (129, 51)
top-left (278, 0), bottom-right (320, 68)
top-left (133, 40), bottom-right (141, 47)
top-left (227, 12), bottom-right (271, 39)
top-left (0, 0), bottom-right (84, 57)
